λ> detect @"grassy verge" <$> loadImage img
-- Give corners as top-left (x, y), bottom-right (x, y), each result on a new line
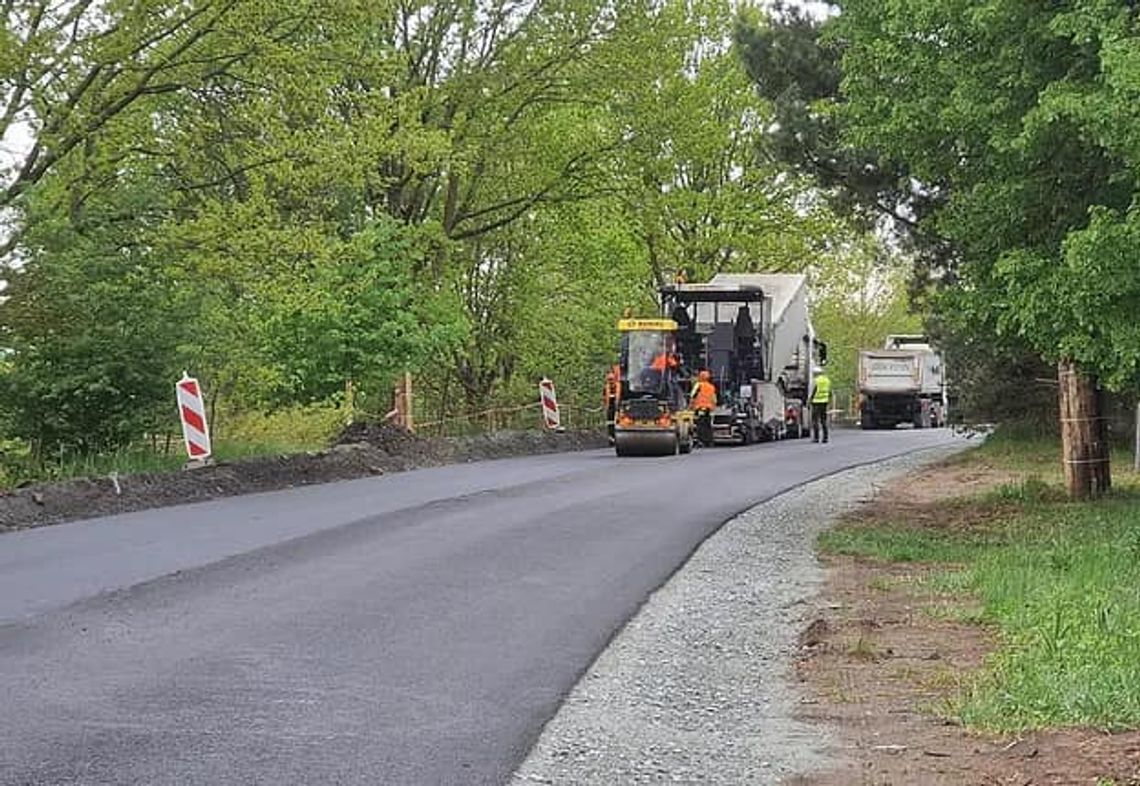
top-left (0, 404), bottom-right (345, 489)
top-left (821, 428), bottom-right (1140, 732)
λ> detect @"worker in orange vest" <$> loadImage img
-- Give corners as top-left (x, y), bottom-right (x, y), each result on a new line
top-left (650, 352), bottom-right (679, 372)
top-left (603, 364), bottom-right (621, 444)
top-left (690, 369), bottom-right (717, 447)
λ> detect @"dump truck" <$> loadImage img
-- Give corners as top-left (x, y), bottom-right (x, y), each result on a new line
top-left (858, 335), bottom-right (946, 429)
top-left (660, 273), bottom-right (825, 445)
top-left (612, 318), bottom-right (695, 456)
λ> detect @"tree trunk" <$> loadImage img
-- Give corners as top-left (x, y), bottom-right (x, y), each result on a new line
top-left (1058, 359), bottom-right (1111, 499)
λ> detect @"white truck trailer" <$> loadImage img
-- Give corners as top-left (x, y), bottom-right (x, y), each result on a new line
top-left (660, 273), bottom-right (825, 443)
top-left (858, 334), bottom-right (947, 429)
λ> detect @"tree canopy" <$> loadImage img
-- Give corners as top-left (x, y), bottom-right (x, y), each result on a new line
top-left (1, 0), bottom-right (917, 460)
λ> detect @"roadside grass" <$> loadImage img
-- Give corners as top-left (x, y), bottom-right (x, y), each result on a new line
top-left (821, 430), bottom-right (1140, 732)
top-left (0, 404), bottom-right (345, 489)
top-left (948, 422), bottom-right (1135, 484)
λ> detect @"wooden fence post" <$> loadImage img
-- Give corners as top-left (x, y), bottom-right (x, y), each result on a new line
top-left (1058, 359), bottom-right (1111, 499)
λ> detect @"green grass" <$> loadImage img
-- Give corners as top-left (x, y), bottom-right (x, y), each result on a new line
top-left (822, 433), bottom-right (1140, 732)
top-left (949, 421), bottom-right (1137, 483)
top-left (0, 439), bottom-right (317, 488)
top-left (959, 495), bottom-right (1140, 731)
top-left (0, 403), bottom-right (346, 489)
top-left (819, 525), bottom-right (999, 564)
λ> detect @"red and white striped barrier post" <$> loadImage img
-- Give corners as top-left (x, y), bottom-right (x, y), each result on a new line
top-left (539, 378), bottom-right (562, 431)
top-left (176, 373), bottom-right (212, 462)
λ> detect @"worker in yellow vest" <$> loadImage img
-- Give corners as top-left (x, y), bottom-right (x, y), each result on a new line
top-left (810, 366), bottom-right (832, 444)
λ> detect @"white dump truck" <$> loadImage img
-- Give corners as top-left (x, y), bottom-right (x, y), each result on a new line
top-left (660, 273), bottom-right (825, 443)
top-left (858, 335), bottom-right (947, 429)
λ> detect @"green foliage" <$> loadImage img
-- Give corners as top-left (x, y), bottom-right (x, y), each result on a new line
top-left (833, 0), bottom-right (1140, 394)
top-left (258, 220), bottom-right (465, 410)
top-left (0, 177), bottom-right (185, 456)
top-left (734, 3), bottom-right (916, 231)
top-left (1, 0), bottom-right (889, 473)
top-left (218, 403), bottom-right (347, 454)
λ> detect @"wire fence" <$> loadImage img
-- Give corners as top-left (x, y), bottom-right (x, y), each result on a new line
top-left (415, 401), bottom-right (607, 438)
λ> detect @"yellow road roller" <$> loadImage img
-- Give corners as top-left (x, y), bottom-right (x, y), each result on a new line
top-left (613, 318), bottom-right (694, 457)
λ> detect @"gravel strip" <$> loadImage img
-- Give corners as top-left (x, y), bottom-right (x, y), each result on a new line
top-left (510, 443), bottom-right (968, 785)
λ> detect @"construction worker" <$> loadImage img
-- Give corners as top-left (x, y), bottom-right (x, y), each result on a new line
top-left (691, 369), bottom-right (717, 447)
top-left (810, 366), bottom-right (832, 443)
top-left (603, 364), bottom-right (620, 444)
top-left (650, 351), bottom-right (679, 373)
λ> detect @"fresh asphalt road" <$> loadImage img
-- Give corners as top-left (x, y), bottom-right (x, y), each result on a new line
top-left (0, 428), bottom-right (958, 785)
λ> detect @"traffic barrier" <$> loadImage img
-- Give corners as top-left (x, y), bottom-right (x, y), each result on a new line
top-left (176, 373), bottom-right (212, 460)
top-left (539, 378), bottom-right (561, 430)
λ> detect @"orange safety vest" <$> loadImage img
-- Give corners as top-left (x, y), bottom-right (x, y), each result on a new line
top-left (605, 365), bottom-right (622, 403)
top-left (651, 353), bottom-right (677, 372)
top-left (691, 380), bottom-right (717, 411)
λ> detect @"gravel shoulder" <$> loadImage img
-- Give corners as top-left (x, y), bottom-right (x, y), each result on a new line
top-left (509, 442), bottom-right (967, 785)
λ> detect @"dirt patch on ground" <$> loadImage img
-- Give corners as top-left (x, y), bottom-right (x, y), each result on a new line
top-left (866, 460), bottom-right (1024, 507)
top-left (796, 461), bottom-right (1140, 785)
top-left (840, 459), bottom-right (1028, 537)
top-left (0, 425), bottom-right (607, 533)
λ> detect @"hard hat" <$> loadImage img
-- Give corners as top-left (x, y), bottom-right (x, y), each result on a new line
top-left (813, 366), bottom-right (824, 374)
top-left (698, 369), bottom-right (711, 381)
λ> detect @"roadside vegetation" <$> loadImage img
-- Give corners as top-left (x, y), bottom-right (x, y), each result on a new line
top-left (3, 1), bottom-right (1138, 495)
top-left (820, 427), bottom-right (1140, 733)
top-left (0, 0), bottom-right (918, 487)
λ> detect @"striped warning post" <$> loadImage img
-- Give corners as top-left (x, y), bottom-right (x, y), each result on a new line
top-left (176, 374), bottom-right (212, 459)
top-left (539, 378), bottom-right (561, 430)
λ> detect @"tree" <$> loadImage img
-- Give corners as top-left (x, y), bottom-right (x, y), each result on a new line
top-left (258, 219), bottom-right (465, 411)
top-left (614, 42), bottom-right (840, 286)
top-left (833, 0), bottom-right (1140, 497)
top-left (1, 0), bottom-right (373, 258)
top-left (810, 236), bottom-right (920, 402)
top-left (0, 173), bottom-right (185, 456)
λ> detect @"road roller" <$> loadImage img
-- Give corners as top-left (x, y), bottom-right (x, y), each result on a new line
top-left (613, 318), bottom-right (694, 457)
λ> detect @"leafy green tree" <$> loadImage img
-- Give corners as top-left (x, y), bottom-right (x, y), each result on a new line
top-left (615, 41), bottom-right (841, 285)
top-left (0, 175), bottom-right (185, 456)
top-left (258, 219), bottom-right (465, 411)
top-left (810, 236), bottom-right (920, 402)
top-left (833, 0), bottom-right (1140, 495)
top-left (1, 0), bottom-right (373, 255)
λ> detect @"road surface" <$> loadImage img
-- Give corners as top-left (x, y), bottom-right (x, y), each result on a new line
top-left (0, 429), bottom-right (957, 785)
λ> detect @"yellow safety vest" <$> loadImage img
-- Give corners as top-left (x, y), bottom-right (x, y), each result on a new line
top-left (811, 374), bottom-right (832, 404)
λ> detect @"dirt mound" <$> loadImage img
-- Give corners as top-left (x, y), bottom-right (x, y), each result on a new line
top-left (0, 427), bottom-right (607, 533)
top-left (334, 421), bottom-right (429, 455)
